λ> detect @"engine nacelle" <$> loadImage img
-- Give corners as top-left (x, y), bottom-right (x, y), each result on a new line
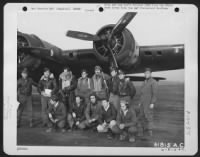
top-left (93, 24), bottom-right (137, 67)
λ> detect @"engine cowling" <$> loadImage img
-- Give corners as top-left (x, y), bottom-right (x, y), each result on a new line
top-left (93, 24), bottom-right (137, 67)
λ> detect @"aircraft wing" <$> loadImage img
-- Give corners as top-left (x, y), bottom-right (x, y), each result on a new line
top-left (135, 44), bottom-right (184, 73)
top-left (125, 75), bottom-right (166, 81)
top-left (18, 47), bottom-right (99, 65)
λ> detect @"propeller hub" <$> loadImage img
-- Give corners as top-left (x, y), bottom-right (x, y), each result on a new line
top-left (93, 24), bottom-right (124, 58)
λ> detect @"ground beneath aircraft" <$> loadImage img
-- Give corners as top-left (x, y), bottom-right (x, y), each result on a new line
top-left (17, 81), bottom-right (184, 147)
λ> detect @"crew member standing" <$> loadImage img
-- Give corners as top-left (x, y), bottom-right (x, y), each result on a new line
top-left (76, 69), bottom-right (93, 104)
top-left (108, 67), bottom-right (120, 111)
top-left (91, 65), bottom-right (109, 101)
top-left (137, 68), bottom-right (158, 137)
top-left (17, 68), bottom-right (33, 128)
top-left (38, 67), bottom-right (58, 127)
top-left (79, 93), bottom-right (102, 130)
top-left (59, 66), bottom-right (77, 117)
top-left (67, 95), bottom-right (86, 130)
top-left (118, 69), bottom-right (136, 107)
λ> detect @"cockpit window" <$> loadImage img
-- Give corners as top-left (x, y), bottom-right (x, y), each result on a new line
top-left (17, 36), bottom-right (29, 47)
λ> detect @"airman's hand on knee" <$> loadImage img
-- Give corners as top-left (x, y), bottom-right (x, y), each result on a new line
top-left (72, 112), bottom-right (76, 118)
top-left (88, 119), bottom-right (93, 123)
top-left (54, 119), bottom-right (59, 123)
top-left (119, 124), bottom-right (125, 129)
top-left (150, 104), bottom-right (154, 109)
top-left (76, 121), bottom-right (80, 125)
top-left (103, 121), bottom-right (107, 127)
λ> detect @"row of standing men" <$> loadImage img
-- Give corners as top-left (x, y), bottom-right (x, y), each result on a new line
top-left (17, 65), bottom-right (158, 142)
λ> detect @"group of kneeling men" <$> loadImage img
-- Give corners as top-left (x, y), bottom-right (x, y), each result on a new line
top-left (17, 65), bottom-right (158, 143)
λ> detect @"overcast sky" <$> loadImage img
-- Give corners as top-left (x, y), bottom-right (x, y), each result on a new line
top-left (18, 11), bottom-right (185, 82)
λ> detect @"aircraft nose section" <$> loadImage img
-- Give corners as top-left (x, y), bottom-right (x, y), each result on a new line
top-left (17, 54), bottom-right (41, 72)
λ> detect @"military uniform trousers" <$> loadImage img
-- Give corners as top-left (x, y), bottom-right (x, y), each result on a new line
top-left (17, 95), bottom-right (33, 124)
top-left (67, 114), bottom-right (86, 129)
top-left (78, 119), bottom-right (99, 130)
top-left (137, 104), bottom-right (154, 133)
top-left (97, 120), bottom-right (116, 133)
top-left (111, 124), bottom-right (137, 137)
top-left (109, 93), bottom-right (120, 111)
top-left (75, 90), bottom-right (91, 105)
top-left (41, 95), bottom-right (50, 125)
top-left (47, 118), bottom-right (66, 129)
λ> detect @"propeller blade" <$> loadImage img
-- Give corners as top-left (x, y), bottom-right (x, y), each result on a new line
top-left (66, 31), bottom-right (100, 41)
top-left (106, 44), bottom-right (118, 69)
top-left (110, 12), bottom-right (137, 37)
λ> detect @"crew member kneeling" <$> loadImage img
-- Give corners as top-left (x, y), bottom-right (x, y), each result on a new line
top-left (46, 95), bottom-right (67, 133)
top-left (78, 94), bottom-right (101, 130)
top-left (111, 100), bottom-right (137, 142)
top-left (97, 99), bottom-right (117, 139)
top-left (67, 95), bottom-right (86, 131)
